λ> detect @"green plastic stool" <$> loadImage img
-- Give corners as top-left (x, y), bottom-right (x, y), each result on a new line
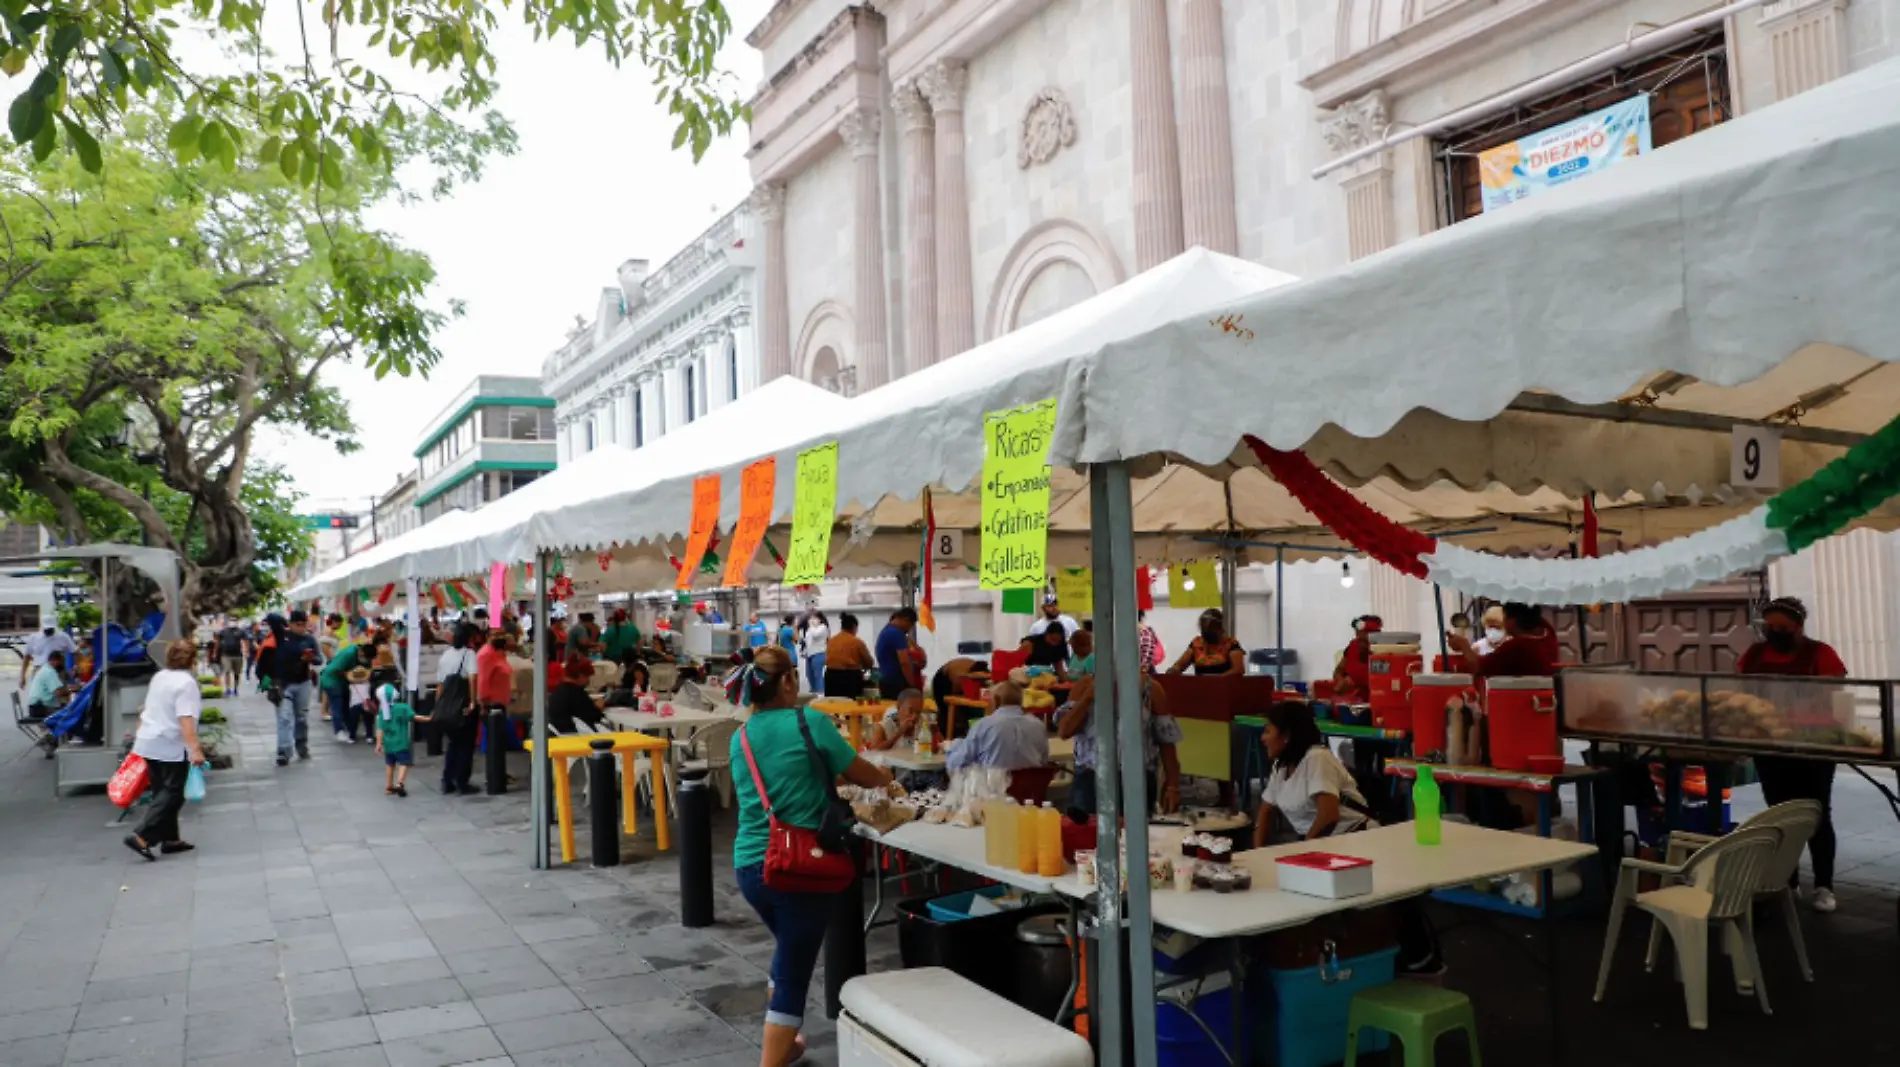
top-left (1345, 982), bottom-right (1482, 1066)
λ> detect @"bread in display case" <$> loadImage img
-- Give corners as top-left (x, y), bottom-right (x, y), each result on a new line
top-left (1557, 666), bottom-right (1896, 763)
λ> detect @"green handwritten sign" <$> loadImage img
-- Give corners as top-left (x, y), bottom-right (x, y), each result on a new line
top-left (980, 398), bottom-right (1057, 590)
top-left (782, 442), bottom-right (839, 586)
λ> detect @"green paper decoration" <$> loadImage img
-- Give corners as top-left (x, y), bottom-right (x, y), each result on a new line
top-left (1766, 412), bottom-right (1900, 552)
top-left (1000, 588), bottom-right (1037, 615)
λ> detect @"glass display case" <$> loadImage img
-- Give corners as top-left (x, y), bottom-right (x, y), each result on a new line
top-left (1557, 666), bottom-right (1897, 763)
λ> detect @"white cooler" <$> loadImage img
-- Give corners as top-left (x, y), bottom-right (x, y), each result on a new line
top-left (838, 968), bottom-right (1092, 1067)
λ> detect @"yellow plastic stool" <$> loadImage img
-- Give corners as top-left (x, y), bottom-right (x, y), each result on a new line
top-left (1345, 982), bottom-right (1482, 1066)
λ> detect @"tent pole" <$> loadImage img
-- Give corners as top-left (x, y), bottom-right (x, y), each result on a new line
top-left (404, 580), bottom-right (422, 705)
top-left (1087, 466), bottom-right (1125, 1067)
top-left (531, 550), bottom-right (551, 870)
top-left (1104, 461), bottom-right (1158, 1067)
top-left (1275, 547), bottom-right (1285, 688)
top-left (1220, 552), bottom-right (1238, 645)
top-left (1433, 584), bottom-right (1449, 665)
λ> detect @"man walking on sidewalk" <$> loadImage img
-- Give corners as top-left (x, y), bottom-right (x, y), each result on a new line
top-left (273, 610), bottom-right (321, 766)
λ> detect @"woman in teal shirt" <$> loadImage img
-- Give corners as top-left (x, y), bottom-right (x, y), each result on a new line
top-left (731, 646), bottom-right (890, 1067)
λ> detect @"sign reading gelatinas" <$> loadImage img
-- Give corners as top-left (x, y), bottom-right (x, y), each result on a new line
top-left (1479, 96), bottom-right (1651, 213)
top-left (980, 398), bottom-right (1057, 590)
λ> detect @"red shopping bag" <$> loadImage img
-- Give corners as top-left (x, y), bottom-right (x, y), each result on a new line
top-left (107, 753), bottom-right (149, 808)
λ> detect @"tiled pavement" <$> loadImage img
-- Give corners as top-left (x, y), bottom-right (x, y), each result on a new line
top-left (0, 686), bottom-right (897, 1067)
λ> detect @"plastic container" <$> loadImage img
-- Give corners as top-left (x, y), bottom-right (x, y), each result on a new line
top-left (1016, 803), bottom-right (1040, 874)
top-left (1259, 947), bottom-right (1398, 1067)
top-left (899, 893), bottom-right (1054, 997)
top-left (993, 800), bottom-right (1019, 870)
top-left (1413, 764), bottom-right (1442, 846)
top-left (1157, 987), bottom-right (1236, 1067)
top-left (1368, 642), bottom-right (1422, 730)
top-left (1527, 754), bottom-right (1566, 774)
top-left (1036, 803), bottom-right (1064, 877)
top-left (1488, 676), bottom-right (1558, 771)
top-left (1410, 673), bottom-right (1475, 759)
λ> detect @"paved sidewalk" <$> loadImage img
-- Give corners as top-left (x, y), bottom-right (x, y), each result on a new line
top-left (0, 687), bottom-right (881, 1067)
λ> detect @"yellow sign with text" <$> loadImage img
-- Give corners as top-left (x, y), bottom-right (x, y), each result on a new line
top-left (980, 398), bottom-right (1058, 590)
top-left (1053, 567), bottom-right (1092, 616)
top-left (782, 443), bottom-right (839, 586)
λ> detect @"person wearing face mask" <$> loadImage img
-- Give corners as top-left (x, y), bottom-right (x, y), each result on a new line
top-left (1472, 605), bottom-right (1507, 657)
top-left (1447, 602), bottom-right (1560, 679)
top-left (1739, 596), bottom-right (1847, 913)
top-left (1167, 608), bottom-right (1245, 676)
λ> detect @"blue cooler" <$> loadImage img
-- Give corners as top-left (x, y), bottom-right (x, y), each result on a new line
top-left (1257, 947), bottom-right (1398, 1067)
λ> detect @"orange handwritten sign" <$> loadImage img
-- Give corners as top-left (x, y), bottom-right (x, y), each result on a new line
top-left (675, 474), bottom-right (722, 590)
top-left (721, 458), bottom-right (777, 587)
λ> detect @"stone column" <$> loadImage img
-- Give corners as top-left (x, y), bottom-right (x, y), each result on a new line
top-left (894, 82), bottom-right (937, 375)
top-left (555, 417), bottom-right (571, 464)
top-left (919, 61), bottom-right (974, 360)
top-left (1764, 0), bottom-right (1851, 101)
top-left (839, 104), bottom-right (893, 390)
top-left (730, 309), bottom-right (758, 397)
top-left (1177, 0), bottom-right (1237, 255)
top-left (1130, 0), bottom-right (1185, 268)
top-left (1322, 93), bottom-right (1396, 261)
top-left (749, 183), bottom-right (791, 381)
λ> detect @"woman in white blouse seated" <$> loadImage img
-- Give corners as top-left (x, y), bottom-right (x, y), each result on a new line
top-left (1253, 701), bottom-right (1371, 847)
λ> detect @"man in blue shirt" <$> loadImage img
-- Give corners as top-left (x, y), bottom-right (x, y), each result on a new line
top-left (947, 681), bottom-right (1048, 773)
top-left (874, 608), bottom-right (921, 695)
top-left (743, 613), bottom-right (769, 648)
top-left (272, 611), bottom-right (323, 765)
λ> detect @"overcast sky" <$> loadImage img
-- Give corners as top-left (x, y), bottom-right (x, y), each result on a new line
top-left (259, 3), bottom-right (769, 513)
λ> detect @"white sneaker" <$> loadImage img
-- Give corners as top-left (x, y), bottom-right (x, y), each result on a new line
top-left (1812, 887), bottom-right (1837, 913)
top-left (333, 732), bottom-right (348, 743)
top-left (344, 736), bottom-right (357, 745)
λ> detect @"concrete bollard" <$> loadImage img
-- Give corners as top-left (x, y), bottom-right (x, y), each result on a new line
top-left (587, 738), bottom-right (619, 868)
top-left (677, 768), bottom-right (714, 927)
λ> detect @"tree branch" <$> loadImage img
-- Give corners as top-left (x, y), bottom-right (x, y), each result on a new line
top-left (41, 434), bottom-right (179, 553)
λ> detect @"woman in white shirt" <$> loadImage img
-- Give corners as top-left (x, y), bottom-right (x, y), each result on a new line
top-left (1254, 701), bottom-right (1370, 847)
top-left (799, 612), bottom-right (830, 695)
top-left (124, 640), bottom-right (207, 860)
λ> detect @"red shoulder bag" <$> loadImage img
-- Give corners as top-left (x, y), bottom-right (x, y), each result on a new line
top-left (738, 720), bottom-right (857, 893)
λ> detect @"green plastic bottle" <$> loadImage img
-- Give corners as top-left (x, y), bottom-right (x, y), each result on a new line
top-left (1413, 764), bottom-right (1443, 846)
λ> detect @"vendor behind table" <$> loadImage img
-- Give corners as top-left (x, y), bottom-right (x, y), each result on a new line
top-left (1058, 672), bottom-right (1182, 815)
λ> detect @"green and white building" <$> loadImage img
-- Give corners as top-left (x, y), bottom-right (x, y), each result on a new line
top-left (415, 375), bottom-right (558, 523)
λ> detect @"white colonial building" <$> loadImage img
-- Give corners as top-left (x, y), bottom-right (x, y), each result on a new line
top-left (544, 206), bottom-right (764, 461)
top-left (742, 0), bottom-right (1900, 672)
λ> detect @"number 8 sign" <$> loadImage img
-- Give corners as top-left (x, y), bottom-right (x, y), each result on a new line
top-left (1730, 425), bottom-right (1782, 490)
top-left (932, 529), bottom-right (964, 562)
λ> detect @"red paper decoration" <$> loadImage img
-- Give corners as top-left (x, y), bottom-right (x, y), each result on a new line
top-left (1243, 436), bottom-right (1436, 578)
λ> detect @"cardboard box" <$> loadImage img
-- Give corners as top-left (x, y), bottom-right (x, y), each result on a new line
top-left (1276, 852), bottom-right (1374, 899)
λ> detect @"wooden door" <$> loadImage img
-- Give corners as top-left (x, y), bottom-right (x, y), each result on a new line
top-left (1623, 599), bottom-right (1756, 673)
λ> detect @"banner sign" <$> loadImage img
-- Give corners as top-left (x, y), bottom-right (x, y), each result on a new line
top-left (1053, 567), bottom-right (1093, 615)
top-left (1480, 96), bottom-right (1650, 213)
top-left (675, 475), bottom-right (722, 590)
top-left (722, 458), bottom-right (778, 587)
top-left (1169, 560), bottom-right (1222, 609)
top-left (783, 443), bottom-right (838, 586)
top-left (980, 398), bottom-right (1058, 590)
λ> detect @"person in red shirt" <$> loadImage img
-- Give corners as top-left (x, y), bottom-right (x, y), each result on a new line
top-left (1447, 603), bottom-right (1560, 679)
top-left (1330, 615), bottom-right (1381, 699)
top-left (476, 632), bottom-right (516, 713)
top-left (1739, 596), bottom-right (1847, 913)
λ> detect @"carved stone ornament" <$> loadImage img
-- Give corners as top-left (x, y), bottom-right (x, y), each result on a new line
top-left (838, 105), bottom-right (881, 157)
top-left (1320, 90), bottom-right (1389, 155)
top-left (747, 182), bottom-right (786, 221)
top-left (917, 60), bottom-right (968, 114)
top-left (1018, 88), bottom-right (1077, 169)
top-left (892, 81), bottom-right (933, 133)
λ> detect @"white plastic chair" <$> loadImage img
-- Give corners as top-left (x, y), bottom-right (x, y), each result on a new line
top-left (676, 718), bottom-right (741, 808)
top-left (1594, 825), bottom-right (1782, 1029)
top-left (1663, 799), bottom-right (1822, 987)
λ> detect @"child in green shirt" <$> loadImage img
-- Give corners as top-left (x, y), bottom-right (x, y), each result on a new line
top-left (371, 682), bottom-right (429, 797)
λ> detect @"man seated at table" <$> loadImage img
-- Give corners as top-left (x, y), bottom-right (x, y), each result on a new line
top-left (947, 681), bottom-right (1048, 774)
top-left (26, 651), bottom-right (70, 718)
top-left (547, 658), bottom-right (608, 735)
top-left (1058, 672), bottom-right (1183, 814)
top-left (928, 657), bottom-right (987, 738)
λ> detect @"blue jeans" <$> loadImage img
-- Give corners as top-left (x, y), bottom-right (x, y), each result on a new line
top-left (736, 862), bottom-right (833, 1029)
top-left (803, 653), bottom-right (825, 695)
top-left (326, 681), bottom-right (356, 737)
top-left (275, 682), bottom-right (312, 756)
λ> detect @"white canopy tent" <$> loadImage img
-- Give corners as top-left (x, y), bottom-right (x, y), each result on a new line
top-left (514, 56), bottom-right (1900, 1067)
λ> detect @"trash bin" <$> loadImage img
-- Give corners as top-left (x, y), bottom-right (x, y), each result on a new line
top-left (897, 889), bottom-right (1059, 997)
top-left (1011, 912), bottom-right (1074, 1020)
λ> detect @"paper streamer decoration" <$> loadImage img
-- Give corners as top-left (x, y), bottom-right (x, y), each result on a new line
top-left (676, 474), bottom-right (723, 590)
top-left (979, 397), bottom-right (1058, 590)
top-left (1169, 560), bottom-right (1222, 609)
top-left (488, 563), bottom-right (508, 621)
top-left (783, 443), bottom-right (838, 586)
top-left (1053, 567), bottom-right (1093, 615)
top-left (916, 487), bottom-right (937, 632)
top-left (1136, 565), bottom-right (1155, 612)
top-left (723, 458), bottom-right (778, 587)
top-left (1000, 588), bottom-right (1037, 615)
top-left (376, 584), bottom-right (395, 607)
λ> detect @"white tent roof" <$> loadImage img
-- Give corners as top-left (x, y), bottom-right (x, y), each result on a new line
top-left (1065, 57), bottom-right (1900, 500)
top-left (286, 507), bottom-right (484, 601)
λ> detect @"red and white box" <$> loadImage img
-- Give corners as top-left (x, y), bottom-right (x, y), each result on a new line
top-left (1275, 852), bottom-right (1375, 899)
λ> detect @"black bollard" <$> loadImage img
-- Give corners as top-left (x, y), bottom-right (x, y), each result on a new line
top-left (822, 837), bottom-right (867, 1020)
top-left (677, 768), bottom-right (714, 927)
top-left (587, 738), bottom-right (620, 869)
top-left (422, 691), bottom-right (444, 756)
top-left (485, 708), bottom-right (508, 795)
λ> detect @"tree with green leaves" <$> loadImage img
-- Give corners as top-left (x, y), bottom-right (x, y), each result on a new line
top-left (2, 0), bottom-right (742, 179)
top-left (0, 110), bottom-right (449, 621)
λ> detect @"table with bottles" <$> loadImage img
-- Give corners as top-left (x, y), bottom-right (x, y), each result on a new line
top-left (863, 736), bottom-right (1077, 773)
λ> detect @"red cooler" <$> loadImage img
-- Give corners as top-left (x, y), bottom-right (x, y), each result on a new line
top-left (1486, 676), bottom-right (1558, 771)
top-left (1409, 673), bottom-right (1475, 759)
top-left (1367, 636), bottom-right (1422, 730)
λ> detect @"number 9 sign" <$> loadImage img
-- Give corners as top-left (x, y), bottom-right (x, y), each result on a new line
top-left (1730, 425), bottom-right (1782, 490)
